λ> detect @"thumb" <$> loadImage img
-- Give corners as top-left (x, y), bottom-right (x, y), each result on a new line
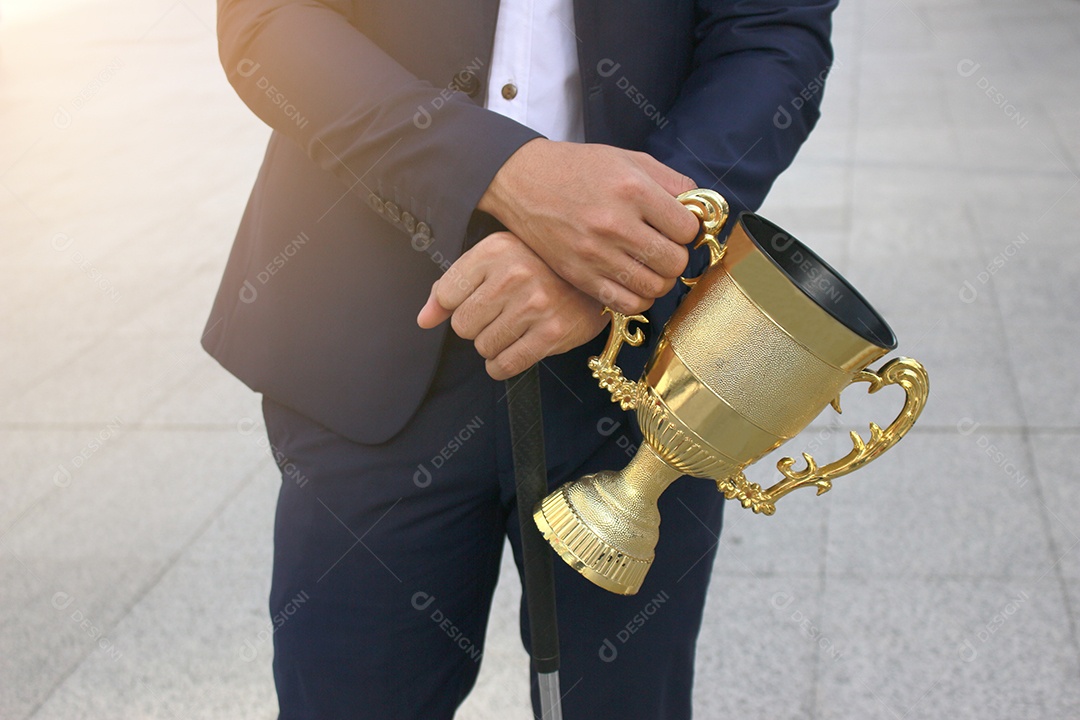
top-left (416, 282), bottom-right (453, 329)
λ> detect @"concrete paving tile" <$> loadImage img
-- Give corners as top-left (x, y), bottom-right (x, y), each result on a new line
top-left (0, 333), bottom-right (205, 424)
top-left (854, 123), bottom-right (966, 170)
top-left (4, 263), bottom-right (171, 344)
top-left (712, 432), bottom-right (840, 580)
top-left (859, 1), bottom-right (937, 56)
top-left (1029, 435), bottom-right (1080, 580)
top-left (846, 165), bottom-right (977, 261)
top-left (28, 461), bottom-right (280, 720)
top-left (817, 576), bottom-right (1080, 720)
top-left (1045, 107), bottom-right (1080, 170)
top-left (139, 356), bottom-right (263, 427)
top-left (998, 16), bottom-right (1080, 75)
top-left (856, 73), bottom-right (952, 129)
top-left (110, 269), bottom-right (227, 341)
top-left (825, 432), bottom-right (1051, 580)
top-left (760, 164), bottom-right (852, 237)
top-left (0, 429), bottom-right (267, 719)
top-left (840, 251), bottom-right (1027, 428)
top-left (1, 428), bottom-right (268, 562)
top-left (0, 428), bottom-right (126, 534)
top-left (991, 254), bottom-right (1080, 428)
top-left (693, 575), bottom-right (822, 720)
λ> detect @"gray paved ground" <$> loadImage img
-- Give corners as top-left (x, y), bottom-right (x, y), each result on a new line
top-left (2, 0), bottom-right (1078, 718)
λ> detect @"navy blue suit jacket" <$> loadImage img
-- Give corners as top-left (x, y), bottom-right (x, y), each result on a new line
top-left (203, 0), bottom-right (837, 444)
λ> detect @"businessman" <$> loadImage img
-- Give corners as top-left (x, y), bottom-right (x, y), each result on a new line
top-left (204, 1), bottom-right (837, 717)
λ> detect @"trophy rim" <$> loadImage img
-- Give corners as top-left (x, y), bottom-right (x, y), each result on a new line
top-left (736, 213), bottom-right (898, 351)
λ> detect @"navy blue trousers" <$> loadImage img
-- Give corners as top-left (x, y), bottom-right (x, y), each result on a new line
top-left (262, 331), bottom-right (726, 719)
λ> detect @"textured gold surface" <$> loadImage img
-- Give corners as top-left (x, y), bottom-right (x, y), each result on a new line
top-left (724, 222), bottom-right (889, 372)
top-left (534, 189), bottom-right (931, 594)
top-left (534, 444), bottom-right (681, 595)
top-left (662, 270), bottom-right (851, 438)
top-left (645, 339), bottom-right (786, 465)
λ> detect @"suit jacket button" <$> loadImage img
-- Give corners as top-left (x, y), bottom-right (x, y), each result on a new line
top-left (401, 211), bottom-right (416, 233)
top-left (384, 202), bottom-right (400, 222)
top-left (453, 70), bottom-right (481, 98)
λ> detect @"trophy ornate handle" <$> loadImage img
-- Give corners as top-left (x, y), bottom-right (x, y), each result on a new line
top-left (717, 357), bottom-right (930, 515)
top-left (587, 308), bottom-right (649, 410)
top-left (678, 188), bottom-right (730, 286)
top-left (588, 189), bottom-right (731, 408)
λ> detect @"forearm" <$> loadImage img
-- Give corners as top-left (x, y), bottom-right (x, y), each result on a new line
top-left (217, 0), bottom-right (541, 260)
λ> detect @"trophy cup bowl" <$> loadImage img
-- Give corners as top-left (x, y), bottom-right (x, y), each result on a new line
top-left (533, 189), bottom-right (929, 595)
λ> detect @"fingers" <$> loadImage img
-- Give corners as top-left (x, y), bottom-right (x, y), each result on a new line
top-left (483, 304), bottom-right (605, 380)
top-left (416, 284), bottom-right (452, 328)
top-left (629, 153), bottom-right (701, 246)
top-left (640, 191), bottom-right (700, 247)
top-left (484, 334), bottom-right (542, 381)
top-left (632, 151), bottom-right (696, 197)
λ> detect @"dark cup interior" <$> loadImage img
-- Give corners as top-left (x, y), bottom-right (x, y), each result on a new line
top-left (739, 214), bottom-right (897, 350)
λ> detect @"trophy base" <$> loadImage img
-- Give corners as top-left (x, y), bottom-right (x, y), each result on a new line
top-left (534, 485), bottom-right (652, 596)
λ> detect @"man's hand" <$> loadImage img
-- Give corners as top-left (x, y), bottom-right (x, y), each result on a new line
top-left (416, 232), bottom-right (609, 381)
top-left (477, 139), bottom-right (700, 315)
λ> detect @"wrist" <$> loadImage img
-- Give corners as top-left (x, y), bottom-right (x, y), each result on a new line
top-left (477, 137), bottom-right (551, 221)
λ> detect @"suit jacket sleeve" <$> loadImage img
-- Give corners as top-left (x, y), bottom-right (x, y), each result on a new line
top-left (216, 0), bottom-right (542, 262)
top-left (644, 0), bottom-right (838, 221)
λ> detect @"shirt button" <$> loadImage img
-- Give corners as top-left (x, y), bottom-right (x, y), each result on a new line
top-left (501, 83), bottom-right (518, 100)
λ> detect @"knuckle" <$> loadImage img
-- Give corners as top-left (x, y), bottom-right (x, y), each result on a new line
top-left (491, 354), bottom-right (519, 379)
top-left (473, 337), bottom-right (497, 359)
top-left (622, 294), bottom-right (651, 315)
top-left (586, 209), bottom-right (621, 239)
top-left (449, 310), bottom-right (475, 339)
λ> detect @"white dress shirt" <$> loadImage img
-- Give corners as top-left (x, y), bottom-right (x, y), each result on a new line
top-left (485, 0), bottom-right (586, 144)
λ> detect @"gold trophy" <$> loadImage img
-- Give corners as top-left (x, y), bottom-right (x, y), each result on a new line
top-left (534, 189), bottom-right (929, 595)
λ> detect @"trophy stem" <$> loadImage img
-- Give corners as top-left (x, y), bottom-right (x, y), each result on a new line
top-left (534, 442), bottom-right (683, 595)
